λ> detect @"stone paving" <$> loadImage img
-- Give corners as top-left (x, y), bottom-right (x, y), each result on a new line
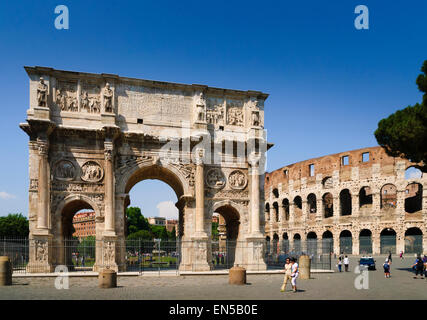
top-left (0, 256), bottom-right (426, 300)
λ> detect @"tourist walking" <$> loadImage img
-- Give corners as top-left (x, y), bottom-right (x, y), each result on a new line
top-left (290, 257), bottom-right (299, 293)
top-left (399, 251), bottom-right (404, 260)
top-left (280, 257), bottom-right (293, 292)
top-left (412, 256), bottom-right (425, 279)
top-left (388, 251), bottom-right (392, 264)
top-left (344, 255), bottom-right (349, 272)
top-left (337, 257), bottom-right (342, 272)
top-left (383, 259), bottom-right (391, 278)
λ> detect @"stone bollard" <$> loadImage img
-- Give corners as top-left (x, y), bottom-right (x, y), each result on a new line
top-left (229, 265), bottom-right (246, 285)
top-left (98, 269), bottom-right (117, 288)
top-left (0, 256), bottom-right (12, 286)
top-left (298, 255), bottom-right (311, 280)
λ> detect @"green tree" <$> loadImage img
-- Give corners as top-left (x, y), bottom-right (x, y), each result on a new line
top-left (375, 60), bottom-right (427, 172)
top-left (127, 230), bottom-right (152, 241)
top-left (168, 226), bottom-right (177, 241)
top-left (126, 207), bottom-right (150, 235)
top-left (159, 227), bottom-right (169, 241)
top-left (0, 213), bottom-right (29, 237)
top-left (150, 225), bottom-right (165, 239)
top-left (211, 221), bottom-right (219, 240)
top-left (77, 236), bottom-right (96, 258)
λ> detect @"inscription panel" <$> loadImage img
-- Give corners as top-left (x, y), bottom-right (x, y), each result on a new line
top-left (116, 84), bottom-right (192, 123)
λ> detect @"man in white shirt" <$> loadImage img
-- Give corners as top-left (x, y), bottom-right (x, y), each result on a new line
top-left (344, 255), bottom-right (350, 272)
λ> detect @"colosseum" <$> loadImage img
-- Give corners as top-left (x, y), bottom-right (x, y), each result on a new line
top-left (264, 146), bottom-right (427, 256)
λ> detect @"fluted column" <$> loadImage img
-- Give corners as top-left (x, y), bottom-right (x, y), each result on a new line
top-left (104, 141), bottom-right (115, 234)
top-left (195, 151), bottom-right (207, 238)
top-left (37, 140), bottom-right (49, 230)
top-left (250, 162), bottom-right (262, 237)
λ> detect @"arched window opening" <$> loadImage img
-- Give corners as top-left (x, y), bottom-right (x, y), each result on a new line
top-left (323, 193), bottom-right (333, 218)
top-left (404, 227), bottom-right (423, 254)
top-left (404, 183), bottom-right (423, 213)
top-left (381, 184), bottom-right (397, 209)
top-left (380, 228), bottom-right (396, 254)
top-left (273, 202), bottom-right (279, 221)
top-left (282, 199), bottom-right (290, 221)
top-left (359, 229), bottom-right (372, 255)
top-left (307, 193), bottom-right (317, 213)
top-left (339, 189), bottom-right (352, 216)
top-left (359, 186), bottom-right (372, 208)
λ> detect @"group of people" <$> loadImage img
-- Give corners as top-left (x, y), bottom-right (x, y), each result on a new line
top-left (280, 257), bottom-right (299, 293)
top-left (412, 255), bottom-right (427, 279)
top-left (337, 254), bottom-right (350, 272)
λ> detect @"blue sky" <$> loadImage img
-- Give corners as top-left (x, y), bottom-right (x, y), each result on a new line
top-left (0, 0), bottom-right (426, 218)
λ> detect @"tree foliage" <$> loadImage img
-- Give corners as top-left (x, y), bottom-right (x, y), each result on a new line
top-left (127, 230), bottom-right (152, 241)
top-left (0, 213), bottom-right (29, 237)
top-left (375, 61), bottom-right (427, 172)
top-left (126, 207), bottom-right (150, 235)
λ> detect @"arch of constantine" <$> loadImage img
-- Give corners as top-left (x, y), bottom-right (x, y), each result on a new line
top-left (265, 146), bottom-right (427, 256)
top-left (20, 66), bottom-right (269, 272)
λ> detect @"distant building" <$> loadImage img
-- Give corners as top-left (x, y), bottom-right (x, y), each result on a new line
top-left (148, 217), bottom-right (166, 226)
top-left (72, 211), bottom-right (96, 238)
top-left (212, 215), bottom-right (219, 224)
top-left (166, 219), bottom-right (178, 233)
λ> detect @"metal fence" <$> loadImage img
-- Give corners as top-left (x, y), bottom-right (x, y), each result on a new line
top-left (265, 239), bottom-right (333, 270)
top-left (1, 237), bottom-right (333, 274)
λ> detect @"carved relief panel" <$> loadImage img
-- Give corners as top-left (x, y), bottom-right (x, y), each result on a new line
top-left (53, 160), bottom-right (76, 181)
top-left (206, 97), bottom-right (225, 126)
top-left (81, 161), bottom-right (104, 182)
top-left (56, 81), bottom-right (78, 112)
top-left (226, 99), bottom-right (244, 126)
top-left (206, 168), bottom-right (226, 189)
top-left (80, 81), bottom-right (101, 114)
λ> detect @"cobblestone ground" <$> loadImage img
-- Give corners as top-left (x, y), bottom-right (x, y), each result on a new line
top-left (0, 256), bottom-right (426, 300)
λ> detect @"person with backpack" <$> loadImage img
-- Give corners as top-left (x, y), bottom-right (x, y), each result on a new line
top-left (412, 256), bottom-right (425, 279)
top-left (383, 259), bottom-right (391, 278)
